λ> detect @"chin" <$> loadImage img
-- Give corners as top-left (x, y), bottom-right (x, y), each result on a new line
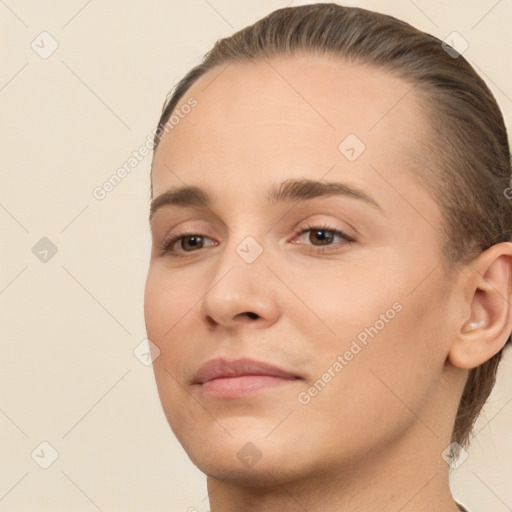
top-left (194, 453), bottom-right (300, 488)
top-left (178, 426), bottom-right (315, 486)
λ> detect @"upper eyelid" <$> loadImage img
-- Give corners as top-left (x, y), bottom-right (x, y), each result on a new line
top-left (297, 226), bottom-right (352, 236)
top-left (153, 211), bottom-right (356, 233)
top-left (165, 223), bottom-right (349, 240)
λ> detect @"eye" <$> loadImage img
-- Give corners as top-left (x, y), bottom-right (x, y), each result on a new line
top-left (292, 224), bottom-right (355, 251)
top-left (159, 233), bottom-right (217, 256)
top-left (158, 224), bottom-right (354, 257)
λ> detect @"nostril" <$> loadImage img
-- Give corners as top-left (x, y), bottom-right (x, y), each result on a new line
top-left (206, 316), bottom-right (217, 329)
top-left (246, 312), bottom-right (259, 320)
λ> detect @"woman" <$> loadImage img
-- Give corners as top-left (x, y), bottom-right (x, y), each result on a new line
top-left (144, 4), bottom-right (511, 511)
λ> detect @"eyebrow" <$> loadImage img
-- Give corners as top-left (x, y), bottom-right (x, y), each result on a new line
top-left (149, 178), bottom-right (382, 220)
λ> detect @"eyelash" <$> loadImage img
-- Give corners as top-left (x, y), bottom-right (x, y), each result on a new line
top-left (159, 223), bottom-right (355, 257)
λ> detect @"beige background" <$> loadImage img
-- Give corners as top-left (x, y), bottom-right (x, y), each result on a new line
top-left (0, 0), bottom-right (511, 510)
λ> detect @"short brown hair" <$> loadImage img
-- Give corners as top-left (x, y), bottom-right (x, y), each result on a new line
top-left (151, 3), bottom-right (512, 447)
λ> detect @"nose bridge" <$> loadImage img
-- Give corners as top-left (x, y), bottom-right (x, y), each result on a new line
top-left (210, 227), bottom-right (267, 298)
top-left (217, 212), bottom-right (267, 271)
top-left (199, 221), bottom-right (278, 326)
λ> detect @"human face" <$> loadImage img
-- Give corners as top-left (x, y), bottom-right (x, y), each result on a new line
top-left (145, 54), bottom-right (457, 484)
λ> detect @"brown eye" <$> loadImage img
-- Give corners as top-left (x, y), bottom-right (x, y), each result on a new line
top-left (309, 229), bottom-right (336, 246)
top-left (295, 226), bottom-right (352, 247)
top-left (179, 235), bottom-right (206, 252)
top-left (291, 224), bottom-right (356, 254)
top-left (160, 233), bottom-right (216, 256)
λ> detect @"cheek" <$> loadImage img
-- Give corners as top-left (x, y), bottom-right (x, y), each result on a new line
top-left (143, 266), bottom-right (200, 407)
top-left (287, 258), bottom-right (405, 357)
top-left (144, 261), bottom-right (236, 369)
top-left (143, 266), bottom-right (163, 336)
top-left (295, 260), bottom-right (446, 414)
top-left (144, 265), bottom-right (196, 346)
top-left (290, 297), bottom-right (444, 461)
top-left (144, 267), bottom-right (196, 433)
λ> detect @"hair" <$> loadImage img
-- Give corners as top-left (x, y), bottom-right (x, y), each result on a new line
top-left (151, 3), bottom-right (512, 448)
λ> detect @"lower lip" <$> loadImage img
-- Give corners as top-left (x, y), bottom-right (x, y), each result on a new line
top-left (199, 375), bottom-right (298, 398)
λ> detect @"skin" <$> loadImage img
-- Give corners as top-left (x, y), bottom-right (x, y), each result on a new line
top-left (144, 53), bottom-right (512, 512)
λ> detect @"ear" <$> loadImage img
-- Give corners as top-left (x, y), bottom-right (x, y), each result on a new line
top-left (448, 242), bottom-right (512, 369)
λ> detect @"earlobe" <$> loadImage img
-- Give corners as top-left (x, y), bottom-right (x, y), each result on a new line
top-left (448, 243), bottom-right (512, 369)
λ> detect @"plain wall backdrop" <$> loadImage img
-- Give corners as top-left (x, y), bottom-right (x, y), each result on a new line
top-left (1, 1), bottom-right (511, 511)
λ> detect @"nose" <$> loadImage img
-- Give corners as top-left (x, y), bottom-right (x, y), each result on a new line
top-left (199, 235), bottom-right (281, 331)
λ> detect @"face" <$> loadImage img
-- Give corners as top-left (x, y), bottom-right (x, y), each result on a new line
top-left (144, 54), bottom-right (459, 485)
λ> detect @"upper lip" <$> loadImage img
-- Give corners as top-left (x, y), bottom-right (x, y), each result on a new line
top-left (193, 357), bottom-right (301, 384)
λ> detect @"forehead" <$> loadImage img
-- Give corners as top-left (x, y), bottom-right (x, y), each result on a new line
top-left (152, 53), bottom-right (434, 218)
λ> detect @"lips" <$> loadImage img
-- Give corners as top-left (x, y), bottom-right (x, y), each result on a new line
top-left (193, 357), bottom-right (301, 384)
top-left (191, 357), bottom-right (302, 398)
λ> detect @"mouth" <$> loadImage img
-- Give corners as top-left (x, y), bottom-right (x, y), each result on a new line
top-left (192, 357), bottom-right (302, 399)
